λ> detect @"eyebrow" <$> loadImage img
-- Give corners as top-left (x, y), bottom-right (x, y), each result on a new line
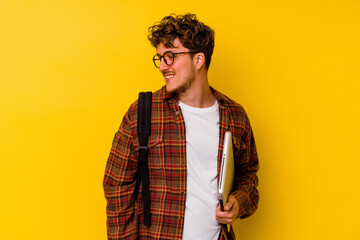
top-left (156, 51), bottom-right (172, 57)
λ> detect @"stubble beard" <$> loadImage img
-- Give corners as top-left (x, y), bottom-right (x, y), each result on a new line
top-left (171, 65), bottom-right (196, 98)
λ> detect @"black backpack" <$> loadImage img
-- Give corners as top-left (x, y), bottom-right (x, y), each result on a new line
top-left (133, 91), bottom-right (152, 226)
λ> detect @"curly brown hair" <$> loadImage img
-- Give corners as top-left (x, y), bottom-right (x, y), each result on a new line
top-left (148, 13), bottom-right (215, 69)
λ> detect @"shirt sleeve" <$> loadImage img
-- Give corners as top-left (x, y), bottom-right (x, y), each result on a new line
top-left (231, 122), bottom-right (259, 219)
top-left (103, 110), bottom-right (139, 239)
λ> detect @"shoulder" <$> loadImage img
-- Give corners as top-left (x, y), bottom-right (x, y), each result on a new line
top-left (125, 87), bottom-right (165, 122)
top-left (212, 87), bottom-right (250, 124)
top-left (212, 88), bottom-right (254, 146)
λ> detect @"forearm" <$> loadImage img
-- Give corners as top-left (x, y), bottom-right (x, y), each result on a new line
top-left (231, 175), bottom-right (259, 219)
top-left (103, 183), bottom-right (137, 239)
top-left (103, 111), bottom-right (138, 239)
top-left (232, 127), bottom-right (259, 219)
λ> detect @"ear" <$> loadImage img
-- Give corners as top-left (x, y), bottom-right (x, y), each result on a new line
top-left (193, 52), bottom-right (206, 70)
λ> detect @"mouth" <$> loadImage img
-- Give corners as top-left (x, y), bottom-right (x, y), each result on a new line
top-left (163, 73), bottom-right (175, 81)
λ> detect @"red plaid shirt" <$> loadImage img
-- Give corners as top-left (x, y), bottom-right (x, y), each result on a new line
top-left (103, 86), bottom-right (259, 240)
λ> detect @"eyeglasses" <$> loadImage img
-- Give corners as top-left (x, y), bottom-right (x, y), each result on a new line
top-left (152, 51), bottom-right (198, 68)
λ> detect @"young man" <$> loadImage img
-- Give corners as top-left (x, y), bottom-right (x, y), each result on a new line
top-left (103, 13), bottom-right (259, 240)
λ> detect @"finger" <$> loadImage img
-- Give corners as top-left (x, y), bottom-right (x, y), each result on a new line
top-left (216, 209), bottom-right (232, 219)
top-left (216, 207), bottom-right (223, 222)
top-left (224, 200), bottom-right (233, 211)
top-left (217, 215), bottom-right (233, 225)
top-left (216, 205), bottom-right (222, 214)
top-left (217, 213), bottom-right (234, 224)
top-left (216, 206), bottom-right (227, 218)
top-left (216, 207), bottom-right (231, 222)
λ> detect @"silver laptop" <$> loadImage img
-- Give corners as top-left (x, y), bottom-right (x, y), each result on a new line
top-left (218, 131), bottom-right (235, 211)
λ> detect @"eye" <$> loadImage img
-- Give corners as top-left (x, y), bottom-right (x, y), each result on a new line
top-left (163, 52), bottom-right (174, 63)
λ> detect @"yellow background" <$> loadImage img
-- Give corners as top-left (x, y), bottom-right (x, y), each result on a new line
top-left (1, 0), bottom-right (359, 239)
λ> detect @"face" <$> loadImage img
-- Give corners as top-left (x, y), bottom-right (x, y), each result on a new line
top-left (156, 38), bottom-right (196, 95)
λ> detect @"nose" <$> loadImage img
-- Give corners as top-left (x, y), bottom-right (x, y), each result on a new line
top-left (159, 58), bottom-right (169, 72)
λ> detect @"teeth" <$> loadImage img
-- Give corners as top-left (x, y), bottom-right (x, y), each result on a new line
top-left (165, 75), bottom-right (173, 79)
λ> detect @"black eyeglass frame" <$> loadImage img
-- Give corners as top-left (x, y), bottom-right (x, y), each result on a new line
top-left (152, 51), bottom-right (199, 68)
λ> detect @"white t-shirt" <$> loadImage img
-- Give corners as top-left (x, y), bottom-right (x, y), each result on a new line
top-left (179, 101), bottom-right (221, 240)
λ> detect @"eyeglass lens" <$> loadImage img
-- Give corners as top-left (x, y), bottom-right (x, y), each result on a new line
top-left (153, 52), bottom-right (174, 68)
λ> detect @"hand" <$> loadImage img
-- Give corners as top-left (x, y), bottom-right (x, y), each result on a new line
top-left (216, 196), bottom-right (239, 224)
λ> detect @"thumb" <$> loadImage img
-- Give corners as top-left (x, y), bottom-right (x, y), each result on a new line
top-left (216, 204), bottom-right (222, 213)
top-left (224, 199), bottom-right (233, 211)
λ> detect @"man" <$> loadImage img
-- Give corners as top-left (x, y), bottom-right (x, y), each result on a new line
top-left (103, 13), bottom-right (259, 240)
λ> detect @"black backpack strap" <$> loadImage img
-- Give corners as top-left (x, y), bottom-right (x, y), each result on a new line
top-left (135, 91), bottom-right (152, 226)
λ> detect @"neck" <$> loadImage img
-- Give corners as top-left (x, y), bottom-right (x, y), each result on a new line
top-left (178, 73), bottom-right (216, 108)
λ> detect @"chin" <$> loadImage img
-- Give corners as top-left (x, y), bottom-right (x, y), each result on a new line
top-left (166, 84), bottom-right (177, 93)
